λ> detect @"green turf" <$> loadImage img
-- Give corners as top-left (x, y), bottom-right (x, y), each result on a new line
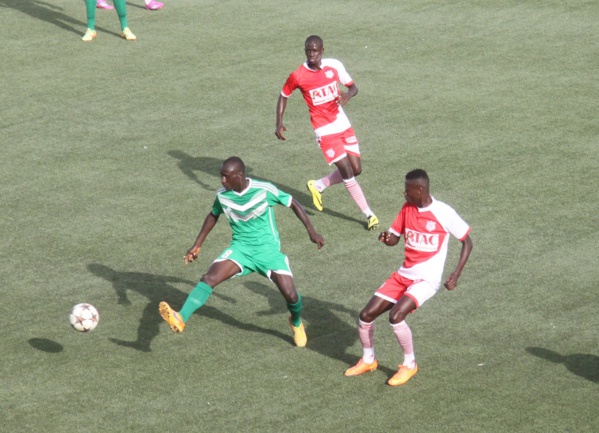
top-left (1, 0), bottom-right (598, 432)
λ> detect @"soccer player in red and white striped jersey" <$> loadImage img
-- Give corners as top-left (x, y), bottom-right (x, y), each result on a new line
top-left (275, 35), bottom-right (379, 231)
top-left (344, 169), bottom-right (473, 386)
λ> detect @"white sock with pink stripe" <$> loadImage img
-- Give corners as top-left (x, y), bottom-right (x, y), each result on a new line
top-left (358, 319), bottom-right (376, 363)
top-left (315, 170), bottom-right (344, 192)
top-left (343, 177), bottom-right (373, 217)
top-left (391, 320), bottom-right (416, 368)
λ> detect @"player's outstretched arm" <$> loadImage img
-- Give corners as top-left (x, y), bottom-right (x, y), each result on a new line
top-left (275, 95), bottom-right (288, 140)
top-left (184, 212), bottom-right (220, 264)
top-left (378, 230), bottom-right (400, 246)
top-left (289, 197), bottom-right (324, 250)
top-left (444, 234), bottom-right (473, 290)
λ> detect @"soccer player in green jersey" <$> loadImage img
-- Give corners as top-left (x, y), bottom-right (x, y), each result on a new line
top-left (159, 157), bottom-right (325, 347)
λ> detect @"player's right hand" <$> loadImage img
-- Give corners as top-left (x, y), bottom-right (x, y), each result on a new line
top-left (184, 246), bottom-right (201, 265)
top-left (275, 124), bottom-right (287, 140)
top-left (310, 233), bottom-right (325, 251)
top-left (378, 231), bottom-right (391, 243)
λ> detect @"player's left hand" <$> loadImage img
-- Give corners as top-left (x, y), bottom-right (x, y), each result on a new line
top-left (444, 272), bottom-right (459, 290)
top-left (338, 91), bottom-right (351, 106)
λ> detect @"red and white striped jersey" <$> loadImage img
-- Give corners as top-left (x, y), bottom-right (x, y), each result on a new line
top-left (281, 59), bottom-right (354, 137)
top-left (389, 197), bottom-right (471, 284)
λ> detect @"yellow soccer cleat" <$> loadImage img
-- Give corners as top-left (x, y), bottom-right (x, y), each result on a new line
top-left (289, 316), bottom-right (307, 347)
top-left (159, 301), bottom-right (185, 333)
top-left (344, 359), bottom-right (379, 376)
top-left (82, 28), bottom-right (97, 42)
top-left (387, 364), bottom-right (418, 386)
top-left (367, 214), bottom-right (379, 231)
top-left (120, 27), bottom-right (137, 41)
top-left (306, 180), bottom-right (323, 211)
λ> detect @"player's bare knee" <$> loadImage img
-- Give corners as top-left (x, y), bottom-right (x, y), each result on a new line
top-left (286, 291), bottom-right (299, 304)
top-left (389, 309), bottom-right (407, 324)
top-left (276, 284), bottom-right (298, 304)
top-left (359, 309), bottom-right (376, 323)
top-left (200, 274), bottom-right (217, 288)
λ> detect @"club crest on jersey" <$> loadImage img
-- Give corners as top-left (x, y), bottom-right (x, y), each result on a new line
top-left (405, 228), bottom-right (439, 252)
top-left (426, 221), bottom-right (436, 232)
top-left (310, 81), bottom-right (339, 106)
top-left (326, 148), bottom-right (336, 158)
top-left (325, 70), bottom-right (334, 79)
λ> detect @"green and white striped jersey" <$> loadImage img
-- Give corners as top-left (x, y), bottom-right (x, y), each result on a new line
top-left (212, 178), bottom-right (293, 248)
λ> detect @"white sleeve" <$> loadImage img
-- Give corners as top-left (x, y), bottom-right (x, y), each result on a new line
top-left (434, 202), bottom-right (470, 240)
top-left (323, 59), bottom-right (353, 86)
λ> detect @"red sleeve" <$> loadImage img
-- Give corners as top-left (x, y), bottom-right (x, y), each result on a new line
top-left (281, 71), bottom-right (298, 98)
top-left (390, 205), bottom-right (407, 236)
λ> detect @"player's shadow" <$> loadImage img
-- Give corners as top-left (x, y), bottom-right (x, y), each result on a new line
top-left (526, 347), bottom-right (599, 383)
top-left (88, 263), bottom-right (291, 352)
top-left (167, 152), bottom-right (253, 191)
top-left (168, 150), bottom-right (363, 226)
top-left (125, 2), bottom-right (147, 10)
top-left (243, 281), bottom-right (396, 376)
top-left (1, 0), bottom-right (117, 37)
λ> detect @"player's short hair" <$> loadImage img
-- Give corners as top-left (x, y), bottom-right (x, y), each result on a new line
top-left (223, 156), bottom-right (245, 174)
top-left (305, 35), bottom-right (323, 47)
top-left (405, 169), bottom-right (429, 183)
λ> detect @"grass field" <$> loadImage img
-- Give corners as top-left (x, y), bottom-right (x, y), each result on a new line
top-left (1, 0), bottom-right (598, 432)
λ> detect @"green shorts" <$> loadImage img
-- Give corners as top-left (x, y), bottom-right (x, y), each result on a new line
top-left (214, 244), bottom-right (292, 279)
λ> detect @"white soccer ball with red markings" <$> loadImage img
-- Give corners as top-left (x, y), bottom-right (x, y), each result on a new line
top-left (69, 303), bottom-right (99, 332)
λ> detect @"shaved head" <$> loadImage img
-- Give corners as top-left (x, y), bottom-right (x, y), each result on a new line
top-left (220, 157), bottom-right (248, 192)
top-left (305, 35), bottom-right (323, 48)
top-left (222, 156), bottom-right (245, 176)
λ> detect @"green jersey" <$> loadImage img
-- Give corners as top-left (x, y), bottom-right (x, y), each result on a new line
top-left (212, 178), bottom-right (293, 249)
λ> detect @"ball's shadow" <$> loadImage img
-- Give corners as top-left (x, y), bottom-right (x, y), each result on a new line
top-left (28, 338), bottom-right (64, 353)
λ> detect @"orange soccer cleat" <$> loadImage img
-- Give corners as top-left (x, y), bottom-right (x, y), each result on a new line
top-left (159, 301), bottom-right (186, 333)
top-left (387, 364), bottom-right (418, 386)
top-left (289, 316), bottom-right (307, 347)
top-left (344, 359), bottom-right (379, 376)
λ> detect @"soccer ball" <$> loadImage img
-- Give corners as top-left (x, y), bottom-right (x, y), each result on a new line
top-left (69, 303), bottom-right (99, 332)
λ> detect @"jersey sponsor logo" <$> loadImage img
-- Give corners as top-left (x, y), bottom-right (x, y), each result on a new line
top-left (310, 81), bottom-right (338, 105)
top-left (426, 220), bottom-right (436, 232)
top-left (405, 228), bottom-right (439, 252)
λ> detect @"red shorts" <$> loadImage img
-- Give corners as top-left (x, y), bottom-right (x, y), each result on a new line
top-left (317, 128), bottom-right (360, 165)
top-left (374, 272), bottom-right (439, 309)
